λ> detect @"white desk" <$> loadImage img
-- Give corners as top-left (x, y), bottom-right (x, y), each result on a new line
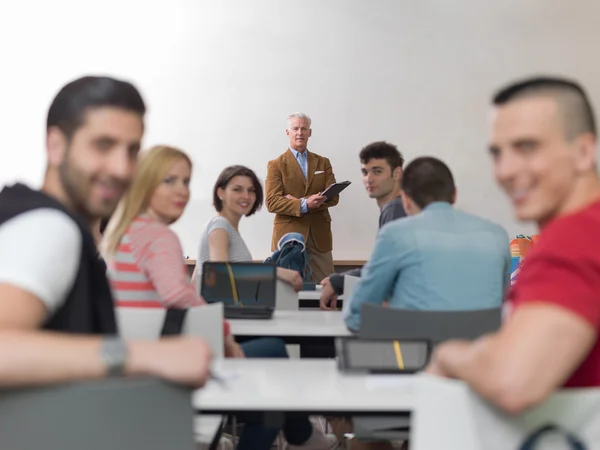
top-left (298, 290), bottom-right (322, 301)
top-left (298, 290), bottom-right (344, 301)
top-left (230, 310), bottom-right (352, 338)
top-left (195, 359), bottom-right (414, 415)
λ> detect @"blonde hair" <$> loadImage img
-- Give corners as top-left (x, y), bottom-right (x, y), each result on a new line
top-left (101, 145), bottom-right (192, 257)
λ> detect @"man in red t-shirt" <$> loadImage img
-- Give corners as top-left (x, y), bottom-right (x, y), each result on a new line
top-left (426, 76), bottom-right (600, 414)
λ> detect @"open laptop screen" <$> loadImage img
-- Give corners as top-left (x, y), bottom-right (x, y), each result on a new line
top-left (201, 262), bottom-right (276, 307)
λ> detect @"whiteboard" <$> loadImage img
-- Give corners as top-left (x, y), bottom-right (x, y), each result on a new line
top-left (2, 0), bottom-right (598, 259)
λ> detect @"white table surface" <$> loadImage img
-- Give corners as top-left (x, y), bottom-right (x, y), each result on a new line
top-left (298, 289), bottom-right (344, 301)
top-left (230, 310), bottom-right (352, 337)
top-left (298, 290), bottom-right (322, 301)
top-left (194, 359), bottom-right (414, 414)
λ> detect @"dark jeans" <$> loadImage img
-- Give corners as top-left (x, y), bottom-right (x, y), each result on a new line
top-left (236, 338), bottom-right (313, 450)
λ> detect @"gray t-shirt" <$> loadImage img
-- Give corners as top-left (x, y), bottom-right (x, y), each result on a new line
top-left (196, 216), bottom-right (252, 291)
top-left (379, 196), bottom-right (406, 228)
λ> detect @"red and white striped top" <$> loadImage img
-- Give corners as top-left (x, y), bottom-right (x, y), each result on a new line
top-left (107, 215), bottom-right (230, 335)
top-left (108, 215), bottom-right (202, 308)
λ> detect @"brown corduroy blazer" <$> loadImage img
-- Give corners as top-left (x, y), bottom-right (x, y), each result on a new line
top-left (265, 149), bottom-right (339, 252)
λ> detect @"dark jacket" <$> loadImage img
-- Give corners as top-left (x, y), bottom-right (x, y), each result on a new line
top-left (265, 232), bottom-right (309, 279)
top-left (0, 184), bottom-right (117, 334)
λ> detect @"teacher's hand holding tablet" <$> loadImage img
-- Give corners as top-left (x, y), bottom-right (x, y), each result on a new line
top-left (306, 193), bottom-right (327, 210)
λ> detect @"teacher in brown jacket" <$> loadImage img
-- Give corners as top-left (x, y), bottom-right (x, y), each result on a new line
top-left (265, 112), bottom-right (339, 282)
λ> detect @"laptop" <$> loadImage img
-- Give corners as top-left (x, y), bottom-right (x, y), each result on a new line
top-left (200, 261), bottom-right (276, 319)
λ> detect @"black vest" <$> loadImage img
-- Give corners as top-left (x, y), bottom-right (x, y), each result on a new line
top-left (0, 184), bottom-right (116, 334)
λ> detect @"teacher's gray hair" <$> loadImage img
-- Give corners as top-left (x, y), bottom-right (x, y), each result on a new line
top-left (287, 112), bottom-right (312, 128)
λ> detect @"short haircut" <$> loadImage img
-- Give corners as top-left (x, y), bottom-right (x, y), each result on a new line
top-left (287, 112), bottom-right (312, 128)
top-left (401, 157), bottom-right (455, 208)
top-left (359, 141), bottom-right (405, 171)
top-left (492, 76), bottom-right (596, 139)
top-left (47, 76), bottom-right (146, 140)
top-left (213, 165), bottom-right (264, 216)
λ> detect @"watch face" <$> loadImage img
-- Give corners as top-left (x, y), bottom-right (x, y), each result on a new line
top-left (102, 337), bottom-right (127, 376)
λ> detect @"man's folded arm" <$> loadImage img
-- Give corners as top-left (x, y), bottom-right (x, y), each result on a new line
top-left (265, 160), bottom-right (302, 217)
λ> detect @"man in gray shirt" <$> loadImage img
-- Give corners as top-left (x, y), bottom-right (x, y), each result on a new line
top-left (320, 141), bottom-right (407, 309)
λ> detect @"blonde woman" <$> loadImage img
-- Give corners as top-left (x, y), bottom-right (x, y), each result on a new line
top-left (102, 145), bottom-right (203, 309)
top-left (102, 145), bottom-right (337, 450)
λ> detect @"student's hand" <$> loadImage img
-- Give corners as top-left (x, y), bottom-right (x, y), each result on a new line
top-left (320, 282), bottom-right (338, 310)
top-left (320, 277), bottom-right (329, 286)
top-left (306, 194), bottom-right (327, 210)
top-left (423, 340), bottom-right (471, 377)
top-left (129, 337), bottom-right (212, 388)
top-left (424, 347), bottom-right (456, 378)
top-left (224, 335), bottom-right (245, 358)
top-left (423, 352), bottom-right (446, 377)
top-left (277, 267), bottom-right (303, 292)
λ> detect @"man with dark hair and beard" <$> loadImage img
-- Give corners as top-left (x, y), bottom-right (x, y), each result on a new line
top-left (0, 76), bottom-right (211, 388)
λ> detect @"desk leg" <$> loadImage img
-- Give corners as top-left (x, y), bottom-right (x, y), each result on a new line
top-left (208, 417), bottom-right (226, 450)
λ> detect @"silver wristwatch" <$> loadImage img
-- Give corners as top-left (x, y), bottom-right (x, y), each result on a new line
top-left (100, 336), bottom-right (128, 377)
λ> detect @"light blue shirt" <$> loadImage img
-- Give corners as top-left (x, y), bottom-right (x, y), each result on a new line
top-left (345, 202), bottom-right (511, 331)
top-left (290, 148), bottom-right (309, 214)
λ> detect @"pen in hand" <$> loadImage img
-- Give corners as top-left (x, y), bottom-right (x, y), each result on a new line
top-left (209, 371), bottom-right (229, 388)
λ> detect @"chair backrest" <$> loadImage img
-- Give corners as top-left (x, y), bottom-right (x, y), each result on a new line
top-left (0, 378), bottom-right (195, 450)
top-left (359, 304), bottom-right (501, 344)
top-left (276, 279), bottom-right (299, 310)
top-left (342, 275), bottom-right (360, 320)
top-left (116, 304), bottom-right (224, 357)
top-left (182, 303), bottom-right (225, 358)
top-left (116, 307), bottom-right (166, 340)
top-left (412, 374), bottom-right (600, 450)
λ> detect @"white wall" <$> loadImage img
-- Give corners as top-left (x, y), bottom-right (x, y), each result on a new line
top-left (2, 0), bottom-right (599, 259)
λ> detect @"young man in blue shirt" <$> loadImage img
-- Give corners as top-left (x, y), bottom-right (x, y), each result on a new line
top-left (345, 156), bottom-right (510, 331)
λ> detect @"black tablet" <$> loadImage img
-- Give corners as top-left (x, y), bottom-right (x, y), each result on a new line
top-left (321, 181), bottom-right (351, 200)
top-left (336, 337), bottom-right (431, 374)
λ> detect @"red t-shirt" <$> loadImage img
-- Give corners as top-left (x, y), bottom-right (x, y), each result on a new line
top-left (506, 200), bottom-right (600, 388)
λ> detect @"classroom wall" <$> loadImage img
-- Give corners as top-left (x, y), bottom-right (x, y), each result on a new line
top-left (1, 0), bottom-right (598, 259)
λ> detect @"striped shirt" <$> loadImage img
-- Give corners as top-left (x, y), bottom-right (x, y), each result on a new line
top-left (196, 216), bottom-right (253, 291)
top-left (108, 215), bottom-right (205, 309)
